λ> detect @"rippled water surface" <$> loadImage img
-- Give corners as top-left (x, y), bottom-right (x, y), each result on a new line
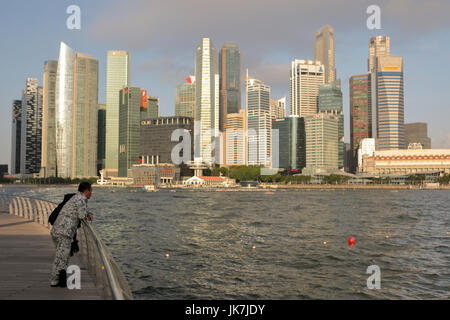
top-left (5, 186), bottom-right (450, 299)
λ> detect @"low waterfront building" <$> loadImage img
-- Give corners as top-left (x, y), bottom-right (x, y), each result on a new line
top-left (131, 163), bottom-right (180, 186)
top-left (360, 149), bottom-right (450, 175)
top-left (183, 175), bottom-right (235, 186)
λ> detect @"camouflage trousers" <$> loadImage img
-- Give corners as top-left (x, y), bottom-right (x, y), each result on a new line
top-left (50, 233), bottom-right (72, 285)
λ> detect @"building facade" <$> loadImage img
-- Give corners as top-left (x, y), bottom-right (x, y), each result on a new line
top-left (272, 115), bottom-right (306, 171)
top-left (375, 56), bottom-right (405, 150)
top-left (141, 94), bottom-right (160, 120)
top-left (55, 42), bottom-right (99, 178)
top-left (225, 109), bottom-right (247, 166)
top-left (350, 73), bottom-right (372, 172)
top-left (290, 60), bottom-right (325, 118)
top-left (97, 104), bottom-right (106, 175)
top-left (314, 25), bottom-right (336, 83)
top-left (105, 50), bottom-right (130, 177)
top-left (21, 78), bottom-right (43, 175)
top-left (10, 100), bottom-right (22, 174)
top-left (41, 60), bottom-right (58, 177)
top-left (118, 87), bottom-right (141, 177)
top-left (246, 77), bottom-right (271, 166)
top-left (361, 149), bottom-right (450, 175)
top-left (140, 116), bottom-right (194, 174)
top-left (131, 164), bottom-right (181, 186)
top-left (304, 113), bottom-right (339, 174)
top-left (270, 97), bottom-right (287, 120)
top-left (175, 76), bottom-right (195, 118)
top-left (318, 79), bottom-right (344, 169)
top-left (405, 123), bottom-right (431, 149)
top-left (357, 138), bottom-right (376, 171)
top-left (219, 42), bottom-right (241, 131)
top-left (368, 36), bottom-right (390, 73)
top-left (195, 38), bottom-right (218, 165)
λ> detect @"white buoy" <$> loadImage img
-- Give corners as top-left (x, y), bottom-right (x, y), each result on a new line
top-left (165, 253), bottom-right (170, 258)
top-left (323, 241), bottom-right (327, 245)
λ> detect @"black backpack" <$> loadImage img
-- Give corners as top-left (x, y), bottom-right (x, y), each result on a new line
top-left (48, 193), bottom-right (76, 225)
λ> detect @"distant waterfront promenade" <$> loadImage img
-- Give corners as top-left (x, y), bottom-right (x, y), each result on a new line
top-left (2, 183), bottom-right (450, 191)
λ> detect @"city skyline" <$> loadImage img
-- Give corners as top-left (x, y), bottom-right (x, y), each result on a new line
top-left (2, 1), bottom-right (450, 167)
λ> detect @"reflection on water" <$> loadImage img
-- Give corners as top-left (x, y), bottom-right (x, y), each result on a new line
top-left (5, 186), bottom-right (450, 299)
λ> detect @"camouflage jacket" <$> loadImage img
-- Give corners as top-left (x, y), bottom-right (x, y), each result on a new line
top-left (51, 192), bottom-right (89, 239)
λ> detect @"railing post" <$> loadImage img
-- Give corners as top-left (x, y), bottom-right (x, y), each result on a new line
top-left (12, 197), bottom-right (19, 216)
top-left (8, 195), bottom-right (13, 215)
top-left (25, 198), bottom-right (33, 221)
top-left (0, 195), bottom-right (5, 213)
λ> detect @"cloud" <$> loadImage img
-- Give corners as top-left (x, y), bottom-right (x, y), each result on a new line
top-left (138, 57), bottom-right (192, 83)
top-left (88, 0), bottom-right (450, 53)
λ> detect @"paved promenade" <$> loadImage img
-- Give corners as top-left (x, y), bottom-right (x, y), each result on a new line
top-left (0, 212), bottom-right (101, 299)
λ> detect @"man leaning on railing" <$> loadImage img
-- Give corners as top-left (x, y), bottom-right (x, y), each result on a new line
top-left (50, 182), bottom-right (94, 287)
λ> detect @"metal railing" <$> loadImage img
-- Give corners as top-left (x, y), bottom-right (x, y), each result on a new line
top-left (0, 194), bottom-right (133, 300)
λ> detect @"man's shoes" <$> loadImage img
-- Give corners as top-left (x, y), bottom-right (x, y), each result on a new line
top-left (50, 270), bottom-right (67, 287)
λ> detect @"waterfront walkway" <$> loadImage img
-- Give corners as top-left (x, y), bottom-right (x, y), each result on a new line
top-left (0, 212), bottom-right (101, 300)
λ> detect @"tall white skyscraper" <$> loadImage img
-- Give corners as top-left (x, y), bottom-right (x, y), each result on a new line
top-left (55, 42), bottom-right (99, 178)
top-left (290, 59), bottom-right (325, 117)
top-left (105, 50), bottom-right (130, 177)
top-left (194, 38), bottom-right (218, 165)
top-left (246, 73), bottom-right (271, 166)
top-left (314, 25), bottom-right (336, 83)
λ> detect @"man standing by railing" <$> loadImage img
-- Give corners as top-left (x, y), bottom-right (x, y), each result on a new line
top-left (50, 182), bottom-right (94, 287)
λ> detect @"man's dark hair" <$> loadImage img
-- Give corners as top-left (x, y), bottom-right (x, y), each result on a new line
top-left (78, 182), bottom-right (92, 193)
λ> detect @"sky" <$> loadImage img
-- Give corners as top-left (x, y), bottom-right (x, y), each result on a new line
top-left (1, 0), bottom-right (450, 168)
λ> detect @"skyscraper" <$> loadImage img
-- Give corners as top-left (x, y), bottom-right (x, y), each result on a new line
top-left (219, 42), bottom-right (241, 131)
top-left (375, 56), bottom-right (404, 150)
top-left (246, 75), bottom-right (271, 166)
top-left (350, 74), bottom-right (372, 172)
top-left (175, 76), bottom-right (195, 118)
top-left (405, 123), bottom-right (431, 149)
top-left (290, 60), bottom-right (325, 117)
top-left (270, 97), bottom-right (287, 120)
top-left (368, 36), bottom-right (390, 72)
top-left (55, 42), bottom-right (99, 178)
top-left (21, 78), bottom-right (43, 175)
top-left (304, 113), bottom-right (339, 174)
top-left (225, 109), bottom-right (247, 166)
top-left (97, 104), bottom-right (106, 174)
top-left (119, 87), bottom-right (141, 177)
top-left (41, 60), bottom-right (58, 177)
top-left (272, 115), bottom-right (306, 172)
top-left (10, 100), bottom-right (22, 174)
top-left (318, 80), bottom-right (344, 169)
top-left (368, 36), bottom-right (391, 140)
top-left (141, 94), bottom-right (160, 120)
top-left (194, 38), bottom-right (218, 165)
top-left (314, 25), bottom-right (336, 83)
top-left (105, 50), bottom-right (130, 177)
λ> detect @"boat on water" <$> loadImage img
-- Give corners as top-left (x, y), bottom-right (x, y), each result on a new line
top-left (143, 185), bottom-right (158, 192)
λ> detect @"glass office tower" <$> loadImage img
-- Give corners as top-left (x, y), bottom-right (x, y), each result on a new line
top-left (318, 80), bottom-right (344, 169)
top-left (55, 42), bottom-right (99, 178)
top-left (105, 51), bottom-right (130, 177)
